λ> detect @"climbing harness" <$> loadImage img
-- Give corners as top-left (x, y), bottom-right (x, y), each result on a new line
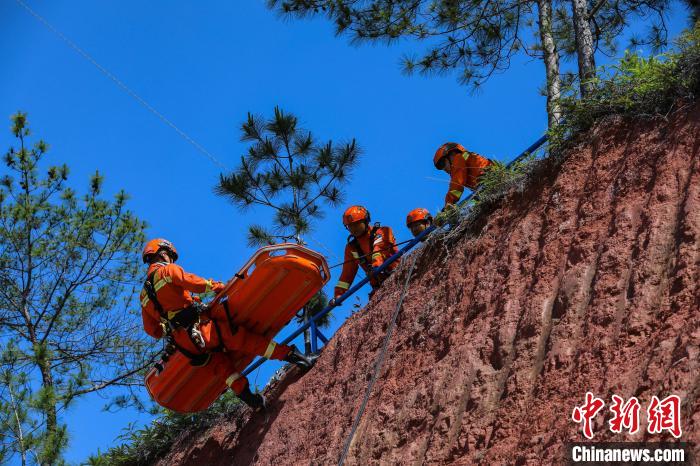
top-left (143, 269), bottom-right (226, 367)
top-left (346, 222), bottom-right (393, 287)
top-left (328, 238), bottom-right (414, 270)
top-left (347, 223), bottom-right (378, 271)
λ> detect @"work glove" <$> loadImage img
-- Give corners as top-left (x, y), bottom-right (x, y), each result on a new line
top-left (213, 281), bottom-right (226, 293)
top-left (328, 297), bottom-right (340, 307)
top-left (434, 213), bottom-right (446, 227)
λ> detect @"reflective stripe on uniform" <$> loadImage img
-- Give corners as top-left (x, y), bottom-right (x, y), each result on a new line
top-left (450, 189), bottom-right (463, 198)
top-left (204, 279), bottom-right (213, 293)
top-left (226, 372), bottom-right (242, 387)
top-left (141, 277), bottom-right (173, 307)
top-left (371, 252), bottom-right (382, 260)
top-left (336, 280), bottom-right (350, 290)
top-left (263, 341), bottom-right (276, 359)
top-left (141, 273), bottom-right (172, 307)
top-left (351, 251), bottom-right (360, 259)
top-left (154, 276), bottom-right (172, 290)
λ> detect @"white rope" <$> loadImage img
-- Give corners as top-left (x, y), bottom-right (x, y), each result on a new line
top-left (15, 0), bottom-right (229, 171)
top-left (307, 234), bottom-right (341, 262)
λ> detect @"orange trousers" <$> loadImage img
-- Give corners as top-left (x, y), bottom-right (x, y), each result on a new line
top-left (169, 311), bottom-right (291, 394)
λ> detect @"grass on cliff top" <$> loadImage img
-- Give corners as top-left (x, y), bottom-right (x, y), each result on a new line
top-left (440, 24), bottom-right (700, 240)
top-left (551, 23), bottom-right (700, 151)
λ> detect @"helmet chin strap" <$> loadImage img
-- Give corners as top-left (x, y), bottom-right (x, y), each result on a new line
top-left (159, 250), bottom-right (174, 263)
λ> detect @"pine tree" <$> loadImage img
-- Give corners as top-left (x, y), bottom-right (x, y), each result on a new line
top-left (215, 107), bottom-right (360, 352)
top-left (553, 0), bottom-right (672, 97)
top-left (686, 0), bottom-right (700, 22)
top-left (271, 0), bottom-right (532, 90)
top-left (0, 113), bottom-right (152, 464)
top-left (295, 286), bottom-right (333, 329)
top-left (268, 0), bottom-right (675, 125)
top-left (537, 0), bottom-right (563, 126)
top-left (570, 0), bottom-right (597, 96)
top-left (270, 0), bottom-right (562, 123)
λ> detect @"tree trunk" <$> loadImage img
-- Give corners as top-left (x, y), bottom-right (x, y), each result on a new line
top-left (303, 307), bottom-right (312, 355)
top-left (571, 0), bottom-right (596, 97)
top-left (36, 351), bottom-right (60, 465)
top-left (537, 0), bottom-right (562, 127)
top-left (8, 385), bottom-right (27, 466)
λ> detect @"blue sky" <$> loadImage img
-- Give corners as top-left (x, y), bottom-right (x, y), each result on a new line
top-left (0, 0), bottom-right (689, 463)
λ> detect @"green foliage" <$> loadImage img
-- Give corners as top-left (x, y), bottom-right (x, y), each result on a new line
top-left (0, 113), bottom-right (151, 464)
top-left (216, 107), bottom-right (349, 341)
top-left (268, 0), bottom-right (673, 90)
top-left (215, 106), bottom-right (361, 246)
top-left (472, 153), bottom-right (538, 205)
top-left (551, 0), bottom-right (671, 60)
top-left (550, 24), bottom-right (700, 152)
top-left (269, 0), bottom-right (530, 89)
top-left (443, 25), bottom-right (700, 239)
top-left (295, 289), bottom-right (332, 328)
top-left (88, 392), bottom-right (245, 465)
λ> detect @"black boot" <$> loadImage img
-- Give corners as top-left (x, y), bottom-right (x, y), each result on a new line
top-left (238, 385), bottom-right (266, 410)
top-left (283, 345), bottom-right (316, 370)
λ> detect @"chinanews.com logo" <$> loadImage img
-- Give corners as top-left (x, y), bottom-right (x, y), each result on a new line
top-left (566, 392), bottom-right (695, 465)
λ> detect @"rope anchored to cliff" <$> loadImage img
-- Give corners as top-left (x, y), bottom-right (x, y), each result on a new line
top-left (338, 251), bottom-right (420, 466)
top-left (241, 131), bottom-right (550, 378)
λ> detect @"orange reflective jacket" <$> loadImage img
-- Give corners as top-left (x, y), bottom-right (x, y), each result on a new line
top-left (140, 262), bottom-right (223, 339)
top-left (445, 151), bottom-right (493, 206)
top-left (334, 225), bottom-right (399, 298)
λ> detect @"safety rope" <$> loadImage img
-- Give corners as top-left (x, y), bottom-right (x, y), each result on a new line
top-left (335, 134), bottom-right (550, 464)
top-left (307, 234), bottom-right (341, 262)
top-left (337, 251), bottom-right (419, 466)
top-left (327, 238), bottom-right (415, 270)
top-left (15, 0), bottom-right (229, 171)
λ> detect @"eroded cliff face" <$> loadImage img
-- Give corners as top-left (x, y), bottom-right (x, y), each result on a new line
top-left (157, 106), bottom-right (700, 465)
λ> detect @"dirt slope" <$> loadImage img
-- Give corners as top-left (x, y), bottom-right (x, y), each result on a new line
top-left (157, 106), bottom-right (700, 465)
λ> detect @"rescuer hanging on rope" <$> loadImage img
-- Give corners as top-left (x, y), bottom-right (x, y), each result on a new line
top-left (139, 238), bottom-right (314, 409)
top-left (406, 208), bottom-right (433, 239)
top-left (329, 206), bottom-right (400, 305)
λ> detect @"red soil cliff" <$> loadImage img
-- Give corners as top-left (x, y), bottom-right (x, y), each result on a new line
top-left (157, 106), bottom-right (700, 465)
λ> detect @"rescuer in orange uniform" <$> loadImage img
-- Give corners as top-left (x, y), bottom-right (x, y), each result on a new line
top-left (406, 208), bottom-right (433, 239)
top-left (434, 142), bottom-right (493, 208)
top-left (330, 206), bottom-right (400, 304)
top-left (140, 238), bottom-right (313, 409)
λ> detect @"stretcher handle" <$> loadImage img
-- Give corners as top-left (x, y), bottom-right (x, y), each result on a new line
top-left (242, 225), bottom-right (436, 376)
top-left (212, 243), bottom-right (331, 305)
top-left (250, 243), bottom-right (330, 285)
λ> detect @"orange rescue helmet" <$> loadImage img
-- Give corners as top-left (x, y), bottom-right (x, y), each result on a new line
top-left (342, 205), bottom-right (370, 227)
top-left (142, 238), bottom-right (179, 263)
top-left (406, 208), bottom-right (433, 226)
top-left (433, 142), bottom-right (466, 169)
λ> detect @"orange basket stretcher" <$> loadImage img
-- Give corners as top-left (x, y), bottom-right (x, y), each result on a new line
top-left (144, 243), bottom-right (330, 413)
